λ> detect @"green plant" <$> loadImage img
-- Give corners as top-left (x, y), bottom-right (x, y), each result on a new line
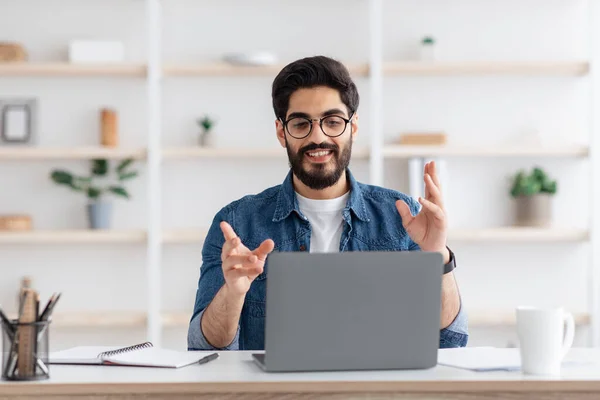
top-left (50, 158), bottom-right (138, 200)
top-left (422, 36), bottom-right (435, 45)
top-left (510, 166), bottom-right (557, 198)
top-left (197, 115), bottom-right (217, 132)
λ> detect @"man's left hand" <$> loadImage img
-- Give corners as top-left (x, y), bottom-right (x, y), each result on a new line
top-left (396, 161), bottom-right (449, 263)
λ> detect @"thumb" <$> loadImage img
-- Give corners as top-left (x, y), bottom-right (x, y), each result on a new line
top-left (395, 200), bottom-right (415, 228)
top-left (253, 239), bottom-right (275, 261)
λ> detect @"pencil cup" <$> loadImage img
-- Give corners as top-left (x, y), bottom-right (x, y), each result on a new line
top-left (1, 319), bottom-right (50, 381)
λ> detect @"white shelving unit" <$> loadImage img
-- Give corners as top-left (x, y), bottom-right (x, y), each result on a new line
top-left (2, 0), bottom-right (598, 348)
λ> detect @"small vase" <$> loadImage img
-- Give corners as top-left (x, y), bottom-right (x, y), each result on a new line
top-left (420, 45), bottom-right (435, 62)
top-left (199, 130), bottom-right (215, 147)
top-left (514, 194), bottom-right (552, 227)
top-left (87, 201), bottom-right (112, 229)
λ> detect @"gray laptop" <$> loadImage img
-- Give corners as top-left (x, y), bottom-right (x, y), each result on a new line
top-left (252, 251), bottom-right (443, 372)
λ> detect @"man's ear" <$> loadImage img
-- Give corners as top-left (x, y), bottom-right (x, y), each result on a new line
top-left (351, 113), bottom-right (359, 142)
top-left (276, 119), bottom-right (286, 148)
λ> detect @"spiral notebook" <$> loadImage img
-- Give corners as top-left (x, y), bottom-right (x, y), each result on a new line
top-left (49, 342), bottom-right (206, 368)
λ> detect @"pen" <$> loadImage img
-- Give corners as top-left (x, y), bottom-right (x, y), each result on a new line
top-left (197, 353), bottom-right (219, 365)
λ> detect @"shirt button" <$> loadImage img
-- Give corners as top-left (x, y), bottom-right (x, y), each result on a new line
top-left (299, 245), bottom-right (306, 251)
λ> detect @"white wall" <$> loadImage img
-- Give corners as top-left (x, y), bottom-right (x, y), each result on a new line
top-left (0, 0), bottom-right (593, 351)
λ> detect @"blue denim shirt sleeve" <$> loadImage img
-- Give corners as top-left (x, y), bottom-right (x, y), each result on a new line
top-left (187, 207), bottom-right (241, 351)
top-left (439, 304), bottom-right (468, 348)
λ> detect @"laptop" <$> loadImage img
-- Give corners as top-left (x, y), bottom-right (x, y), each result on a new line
top-left (252, 251), bottom-right (444, 372)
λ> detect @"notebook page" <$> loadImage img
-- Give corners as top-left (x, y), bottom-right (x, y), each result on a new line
top-left (49, 346), bottom-right (118, 364)
top-left (105, 347), bottom-right (205, 368)
top-left (437, 347), bottom-right (521, 371)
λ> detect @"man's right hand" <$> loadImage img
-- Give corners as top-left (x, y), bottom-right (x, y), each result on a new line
top-left (220, 221), bottom-right (275, 297)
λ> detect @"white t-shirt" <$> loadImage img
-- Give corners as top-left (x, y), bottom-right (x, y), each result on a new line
top-left (296, 191), bottom-right (349, 253)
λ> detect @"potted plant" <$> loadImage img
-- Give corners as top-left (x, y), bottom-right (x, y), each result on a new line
top-left (420, 36), bottom-right (436, 61)
top-left (50, 158), bottom-right (138, 229)
top-left (510, 166), bottom-right (557, 227)
top-left (197, 114), bottom-right (217, 147)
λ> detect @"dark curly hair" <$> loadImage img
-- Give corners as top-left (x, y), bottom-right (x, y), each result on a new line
top-left (271, 56), bottom-right (360, 120)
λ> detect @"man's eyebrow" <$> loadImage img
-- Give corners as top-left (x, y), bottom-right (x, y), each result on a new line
top-left (286, 111), bottom-right (311, 120)
top-left (286, 108), bottom-right (348, 120)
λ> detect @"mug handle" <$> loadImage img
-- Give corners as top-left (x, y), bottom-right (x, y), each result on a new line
top-left (561, 311), bottom-right (575, 359)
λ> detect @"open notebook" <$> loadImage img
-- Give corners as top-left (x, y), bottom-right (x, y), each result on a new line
top-left (49, 342), bottom-right (208, 368)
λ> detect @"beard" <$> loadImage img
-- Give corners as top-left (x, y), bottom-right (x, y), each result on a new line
top-left (286, 138), bottom-right (352, 190)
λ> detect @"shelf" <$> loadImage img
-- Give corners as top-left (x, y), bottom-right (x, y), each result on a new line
top-left (382, 144), bottom-right (589, 158)
top-left (162, 229), bottom-right (209, 244)
top-left (0, 62), bottom-right (147, 77)
top-left (1, 228), bottom-right (583, 245)
top-left (163, 146), bottom-right (370, 159)
top-left (0, 147), bottom-right (146, 160)
top-left (0, 230), bottom-right (146, 244)
top-left (448, 227), bottom-right (589, 243)
top-left (163, 62), bottom-right (369, 77)
top-left (383, 61), bottom-right (590, 76)
top-left (469, 310), bottom-right (591, 328)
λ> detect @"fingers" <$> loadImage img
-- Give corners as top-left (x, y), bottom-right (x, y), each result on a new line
top-left (222, 254), bottom-right (260, 273)
top-left (252, 239), bottom-right (275, 261)
top-left (418, 196), bottom-right (445, 221)
top-left (220, 221), bottom-right (238, 241)
top-left (227, 265), bottom-right (264, 279)
top-left (426, 161), bottom-right (442, 189)
top-left (424, 173), bottom-right (444, 208)
top-left (222, 236), bottom-right (242, 261)
top-left (395, 200), bottom-right (415, 228)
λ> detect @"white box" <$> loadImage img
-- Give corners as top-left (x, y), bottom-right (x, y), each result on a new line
top-left (68, 40), bottom-right (125, 64)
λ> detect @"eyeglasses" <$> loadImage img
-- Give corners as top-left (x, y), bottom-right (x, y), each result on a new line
top-left (280, 113), bottom-right (354, 139)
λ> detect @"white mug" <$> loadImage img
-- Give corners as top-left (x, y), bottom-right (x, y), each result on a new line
top-left (516, 306), bottom-right (575, 375)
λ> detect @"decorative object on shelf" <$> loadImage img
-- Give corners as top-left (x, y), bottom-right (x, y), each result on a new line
top-left (100, 108), bottom-right (118, 147)
top-left (68, 40), bottom-right (124, 64)
top-left (0, 215), bottom-right (32, 231)
top-left (0, 42), bottom-right (27, 62)
top-left (510, 166), bottom-right (557, 227)
top-left (0, 99), bottom-right (37, 145)
top-left (398, 132), bottom-right (447, 146)
top-left (420, 36), bottom-right (436, 62)
top-left (197, 115), bottom-right (217, 147)
top-left (223, 52), bottom-right (278, 66)
top-left (49, 159), bottom-right (138, 230)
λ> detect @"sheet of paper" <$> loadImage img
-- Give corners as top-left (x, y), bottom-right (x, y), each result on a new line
top-left (437, 347), bottom-right (522, 371)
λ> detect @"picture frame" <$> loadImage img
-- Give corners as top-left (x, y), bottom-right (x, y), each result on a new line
top-left (0, 99), bottom-right (37, 145)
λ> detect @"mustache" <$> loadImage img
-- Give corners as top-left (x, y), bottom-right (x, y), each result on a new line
top-left (299, 143), bottom-right (339, 154)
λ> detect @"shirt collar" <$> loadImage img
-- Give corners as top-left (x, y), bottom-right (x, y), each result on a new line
top-left (272, 169), bottom-right (370, 223)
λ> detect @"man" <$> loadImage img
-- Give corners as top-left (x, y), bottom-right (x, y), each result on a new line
top-left (188, 55), bottom-right (468, 351)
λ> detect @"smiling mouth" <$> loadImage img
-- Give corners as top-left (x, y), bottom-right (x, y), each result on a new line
top-left (306, 150), bottom-right (333, 158)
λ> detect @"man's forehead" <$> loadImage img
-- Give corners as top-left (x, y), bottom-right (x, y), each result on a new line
top-left (287, 87), bottom-right (347, 116)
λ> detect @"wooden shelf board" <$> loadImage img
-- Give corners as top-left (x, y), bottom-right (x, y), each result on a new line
top-left (163, 62), bottom-right (369, 77)
top-left (0, 147), bottom-right (146, 160)
top-left (0, 230), bottom-right (147, 244)
top-left (448, 227), bottom-right (589, 242)
top-left (383, 61), bottom-right (589, 76)
top-left (469, 311), bottom-right (591, 327)
top-left (157, 227), bottom-right (591, 244)
top-left (0, 62), bottom-right (146, 77)
top-left (383, 145), bottom-right (589, 158)
top-left (162, 229), bottom-right (209, 244)
top-left (163, 146), bottom-right (370, 159)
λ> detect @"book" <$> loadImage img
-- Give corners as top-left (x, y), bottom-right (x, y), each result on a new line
top-left (49, 342), bottom-right (212, 368)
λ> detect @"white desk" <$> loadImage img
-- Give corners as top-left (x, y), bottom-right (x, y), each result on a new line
top-left (2, 349), bottom-right (600, 399)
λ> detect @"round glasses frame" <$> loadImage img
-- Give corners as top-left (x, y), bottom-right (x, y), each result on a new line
top-left (280, 113), bottom-right (354, 139)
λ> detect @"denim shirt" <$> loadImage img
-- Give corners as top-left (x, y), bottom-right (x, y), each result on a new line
top-left (188, 169), bottom-right (469, 351)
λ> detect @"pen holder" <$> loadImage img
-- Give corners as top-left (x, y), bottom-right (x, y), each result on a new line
top-left (1, 319), bottom-right (50, 381)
